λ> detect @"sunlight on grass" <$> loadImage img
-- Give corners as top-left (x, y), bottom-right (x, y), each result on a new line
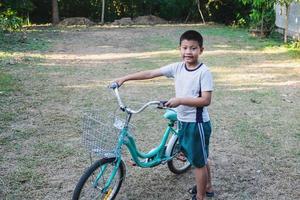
top-left (0, 51), bottom-right (44, 61)
top-left (65, 77), bottom-right (172, 89)
top-left (8, 46), bottom-right (295, 65)
top-left (44, 50), bottom-right (178, 60)
top-left (205, 47), bottom-right (289, 56)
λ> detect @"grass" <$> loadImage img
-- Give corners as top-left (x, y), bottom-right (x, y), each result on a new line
top-left (0, 71), bottom-right (19, 94)
top-left (5, 156), bottom-right (45, 199)
top-left (0, 31), bottom-right (52, 52)
top-left (33, 142), bottom-right (75, 160)
top-left (0, 71), bottom-right (19, 132)
top-left (0, 24), bottom-right (299, 199)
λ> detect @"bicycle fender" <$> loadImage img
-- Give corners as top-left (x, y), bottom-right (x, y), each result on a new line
top-left (165, 134), bottom-right (178, 157)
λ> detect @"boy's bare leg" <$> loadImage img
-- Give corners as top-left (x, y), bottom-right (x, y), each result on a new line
top-left (194, 166), bottom-right (208, 200)
top-left (206, 161), bottom-right (213, 193)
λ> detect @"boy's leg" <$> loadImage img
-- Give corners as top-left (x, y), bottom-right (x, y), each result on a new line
top-left (203, 122), bottom-right (213, 194)
top-left (195, 166), bottom-right (208, 200)
top-left (206, 161), bottom-right (213, 193)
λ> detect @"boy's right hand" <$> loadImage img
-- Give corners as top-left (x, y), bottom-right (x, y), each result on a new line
top-left (113, 78), bottom-right (125, 87)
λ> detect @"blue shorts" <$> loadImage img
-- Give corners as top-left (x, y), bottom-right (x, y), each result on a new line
top-left (178, 121), bottom-right (212, 168)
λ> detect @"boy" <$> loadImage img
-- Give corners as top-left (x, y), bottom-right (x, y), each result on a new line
top-left (114, 30), bottom-right (214, 200)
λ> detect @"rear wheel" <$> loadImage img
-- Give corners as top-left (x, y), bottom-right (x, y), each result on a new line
top-left (167, 137), bottom-right (191, 174)
top-left (72, 157), bottom-right (125, 200)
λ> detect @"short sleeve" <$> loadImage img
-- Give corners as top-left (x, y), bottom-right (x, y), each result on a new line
top-left (160, 63), bottom-right (177, 78)
top-left (201, 70), bottom-right (213, 92)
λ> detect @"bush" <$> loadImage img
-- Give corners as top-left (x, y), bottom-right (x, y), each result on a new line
top-left (0, 9), bottom-right (23, 32)
top-left (290, 40), bottom-right (300, 49)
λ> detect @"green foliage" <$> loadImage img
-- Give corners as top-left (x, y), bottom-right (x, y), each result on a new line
top-left (159, 0), bottom-right (193, 21)
top-left (0, 9), bottom-right (23, 32)
top-left (290, 40), bottom-right (300, 49)
top-left (0, 0), bottom-right (251, 25)
top-left (0, 0), bottom-right (276, 27)
top-left (287, 40), bottom-right (300, 57)
top-left (1, 0), bottom-right (35, 16)
top-left (232, 16), bottom-right (247, 28)
top-left (276, 0), bottom-right (300, 6)
top-left (206, 0), bottom-right (251, 25)
top-left (240, 0), bottom-right (275, 31)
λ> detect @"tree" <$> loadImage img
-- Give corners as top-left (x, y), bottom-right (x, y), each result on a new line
top-left (52, 0), bottom-right (59, 25)
top-left (240, 0), bottom-right (276, 36)
top-left (196, 0), bottom-right (205, 24)
top-left (101, 0), bottom-right (105, 24)
top-left (276, 0), bottom-right (300, 43)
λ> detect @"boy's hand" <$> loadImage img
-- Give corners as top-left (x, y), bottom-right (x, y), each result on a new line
top-left (113, 78), bottom-right (125, 87)
top-left (165, 98), bottom-right (181, 108)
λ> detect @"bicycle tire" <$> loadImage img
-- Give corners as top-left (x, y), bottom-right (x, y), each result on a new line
top-left (72, 157), bottom-right (125, 200)
top-left (167, 137), bottom-right (191, 174)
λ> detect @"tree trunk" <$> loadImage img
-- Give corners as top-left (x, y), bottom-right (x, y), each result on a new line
top-left (101, 0), bottom-right (105, 24)
top-left (196, 0), bottom-right (205, 24)
top-left (284, 4), bottom-right (290, 43)
top-left (260, 9), bottom-right (264, 36)
top-left (52, 0), bottom-right (59, 25)
top-left (185, 9), bottom-right (192, 23)
top-left (26, 12), bottom-right (30, 25)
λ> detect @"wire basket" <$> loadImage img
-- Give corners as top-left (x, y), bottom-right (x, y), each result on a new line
top-left (82, 110), bottom-right (127, 158)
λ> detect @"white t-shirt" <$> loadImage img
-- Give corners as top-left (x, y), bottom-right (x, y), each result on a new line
top-left (160, 62), bottom-right (213, 122)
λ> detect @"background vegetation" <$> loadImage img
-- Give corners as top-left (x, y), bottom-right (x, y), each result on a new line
top-left (2, 0), bottom-right (299, 44)
top-left (1, 0), bottom-right (250, 24)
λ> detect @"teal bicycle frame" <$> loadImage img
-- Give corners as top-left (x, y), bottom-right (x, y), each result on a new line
top-left (99, 84), bottom-right (179, 194)
top-left (121, 111), bottom-right (177, 168)
top-left (72, 83), bottom-right (191, 200)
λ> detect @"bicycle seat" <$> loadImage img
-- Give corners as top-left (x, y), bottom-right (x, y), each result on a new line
top-left (163, 109), bottom-right (177, 121)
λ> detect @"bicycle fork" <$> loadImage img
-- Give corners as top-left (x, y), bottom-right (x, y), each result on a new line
top-left (94, 158), bottom-right (122, 194)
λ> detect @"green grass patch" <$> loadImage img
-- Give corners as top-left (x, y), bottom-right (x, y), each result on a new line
top-left (5, 157), bottom-right (45, 199)
top-left (0, 136), bottom-right (10, 146)
top-left (143, 36), bottom-right (177, 50)
top-left (0, 31), bottom-right (51, 52)
top-left (33, 142), bottom-right (75, 161)
top-left (0, 71), bottom-right (19, 93)
top-left (0, 111), bottom-right (14, 124)
top-left (287, 47), bottom-right (300, 58)
top-left (0, 71), bottom-right (19, 132)
top-left (200, 25), bottom-right (282, 49)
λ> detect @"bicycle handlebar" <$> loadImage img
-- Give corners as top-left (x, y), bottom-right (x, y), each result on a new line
top-left (109, 82), bottom-right (167, 114)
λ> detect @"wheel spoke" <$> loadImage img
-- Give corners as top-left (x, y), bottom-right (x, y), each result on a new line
top-left (72, 158), bottom-right (125, 200)
top-left (167, 138), bottom-right (191, 174)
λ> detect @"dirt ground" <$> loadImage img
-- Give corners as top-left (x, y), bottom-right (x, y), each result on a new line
top-left (1, 25), bottom-right (299, 200)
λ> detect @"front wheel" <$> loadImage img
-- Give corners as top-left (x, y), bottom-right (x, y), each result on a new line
top-left (72, 157), bottom-right (126, 200)
top-left (166, 135), bottom-right (191, 174)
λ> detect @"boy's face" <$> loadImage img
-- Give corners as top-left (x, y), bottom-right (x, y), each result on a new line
top-left (180, 39), bottom-right (203, 67)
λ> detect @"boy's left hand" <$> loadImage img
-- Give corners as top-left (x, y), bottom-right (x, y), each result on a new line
top-left (165, 98), bottom-right (181, 108)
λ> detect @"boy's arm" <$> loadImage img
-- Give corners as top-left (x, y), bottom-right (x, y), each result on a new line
top-left (114, 69), bottom-right (163, 86)
top-left (165, 91), bottom-right (212, 108)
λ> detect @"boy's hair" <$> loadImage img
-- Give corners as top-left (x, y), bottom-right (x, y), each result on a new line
top-left (180, 30), bottom-right (203, 47)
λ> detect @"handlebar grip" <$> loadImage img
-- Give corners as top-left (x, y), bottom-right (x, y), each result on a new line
top-left (160, 101), bottom-right (168, 106)
top-left (157, 100), bottom-right (168, 109)
top-left (109, 82), bottom-right (119, 89)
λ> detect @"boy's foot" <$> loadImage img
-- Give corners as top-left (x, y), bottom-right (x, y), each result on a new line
top-left (191, 194), bottom-right (205, 200)
top-left (191, 194), bottom-right (197, 200)
top-left (206, 191), bottom-right (215, 197)
top-left (188, 185), bottom-right (215, 197)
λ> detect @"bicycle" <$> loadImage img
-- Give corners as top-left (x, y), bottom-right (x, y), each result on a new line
top-left (72, 82), bottom-right (191, 200)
